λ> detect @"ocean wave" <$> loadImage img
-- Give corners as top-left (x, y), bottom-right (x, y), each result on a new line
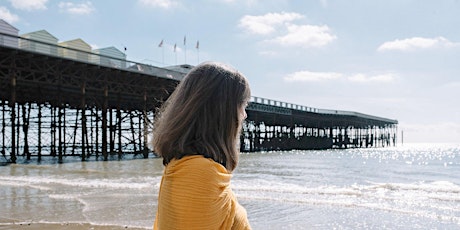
top-left (0, 175), bottom-right (160, 190)
top-left (234, 179), bottom-right (460, 218)
top-left (234, 179), bottom-right (460, 196)
top-left (368, 181), bottom-right (460, 193)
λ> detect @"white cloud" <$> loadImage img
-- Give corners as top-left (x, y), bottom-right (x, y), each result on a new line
top-left (238, 12), bottom-right (336, 49)
top-left (258, 50), bottom-right (278, 57)
top-left (221, 0), bottom-right (258, 5)
top-left (0, 6), bottom-right (19, 23)
top-left (59, 1), bottom-right (95, 15)
top-left (268, 24), bottom-right (336, 48)
top-left (285, 70), bottom-right (342, 82)
top-left (138, 0), bottom-right (178, 9)
top-left (285, 70), bottom-right (396, 83)
top-left (238, 12), bottom-right (304, 35)
top-left (377, 36), bottom-right (459, 52)
top-left (348, 73), bottom-right (396, 83)
top-left (8, 0), bottom-right (48, 11)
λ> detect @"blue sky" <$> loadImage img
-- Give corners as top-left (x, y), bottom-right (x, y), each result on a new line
top-left (1, 0), bottom-right (459, 143)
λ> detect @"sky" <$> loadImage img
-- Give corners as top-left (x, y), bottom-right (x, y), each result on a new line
top-left (1, 0), bottom-right (459, 143)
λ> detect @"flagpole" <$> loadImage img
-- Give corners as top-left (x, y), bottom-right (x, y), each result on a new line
top-left (158, 39), bottom-right (164, 66)
top-left (121, 44), bottom-right (127, 55)
top-left (174, 43), bottom-right (177, 65)
top-left (196, 40), bottom-right (200, 64)
top-left (184, 36), bottom-right (187, 64)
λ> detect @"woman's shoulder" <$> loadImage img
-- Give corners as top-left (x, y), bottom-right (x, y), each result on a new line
top-left (176, 155), bottom-right (213, 165)
top-left (165, 155), bottom-right (231, 188)
top-left (168, 155), bottom-right (228, 174)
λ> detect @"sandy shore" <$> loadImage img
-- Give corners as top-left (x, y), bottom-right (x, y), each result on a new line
top-left (0, 222), bottom-right (148, 230)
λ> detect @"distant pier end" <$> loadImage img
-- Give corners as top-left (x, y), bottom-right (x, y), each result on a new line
top-left (243, 97), bottom-right (397, 152)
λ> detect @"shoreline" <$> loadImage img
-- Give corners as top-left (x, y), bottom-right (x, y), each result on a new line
top-left (0, 222), bottom-right (149, 230)
top-left (0, 153), bottom-right (160, 166)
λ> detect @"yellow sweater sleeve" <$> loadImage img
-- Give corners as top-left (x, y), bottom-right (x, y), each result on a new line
top-left (154, 155), bottom-right (251, 230)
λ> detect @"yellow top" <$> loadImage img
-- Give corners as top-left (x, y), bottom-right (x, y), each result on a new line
top-left (154, 155), bottom-right (251, 230)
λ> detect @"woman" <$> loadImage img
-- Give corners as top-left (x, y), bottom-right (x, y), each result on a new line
top-left (152, 61), bottom-right (251, 229)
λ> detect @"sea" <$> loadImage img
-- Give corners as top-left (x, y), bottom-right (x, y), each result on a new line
top-left (0, 143), bottom-right (459, 229)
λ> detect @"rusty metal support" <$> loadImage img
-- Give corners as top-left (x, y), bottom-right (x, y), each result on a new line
top-left (58, 72), bottom-right (63, 163)
top-left (10, 69), bottom-right (16, 163)
top-left (102, 85), bottom-right (108, 161)
top-left (38, 103), bottom-right (42, 162)
top-left (1, 100), bottom-right (5, 159)
top-left (143, 90), bottom-right (148, 158)
top-left (81, 80), bottom-right (86, 161)
top-left (130, 113), bottom-right (137, 153)
top-left (117, 93), bottom-right (122, 159)
top-left (22, 103), bottom-right (31, 160)
top-left (95, 108), bottom-right (99, 159)
top-left (109, 108), bottom-right (114, 155)
top-left (51, 106), bottom-right (55, 157)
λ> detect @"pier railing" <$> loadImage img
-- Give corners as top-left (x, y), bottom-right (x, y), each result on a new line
top-left (249, 96), bottom-right (319, 113)
top-left (316, 108), bottom-right (398, 124)
top-left (249, 96), bottom-right (397, 124)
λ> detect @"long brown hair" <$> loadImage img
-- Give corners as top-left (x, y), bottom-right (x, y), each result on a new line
top-left (151, 62), bottom-right (251, 172)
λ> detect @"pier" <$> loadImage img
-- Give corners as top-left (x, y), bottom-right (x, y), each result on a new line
top-left (242, 97), bottom-right (397, 151)
top-left (0, 32), bottom-right (397, 163)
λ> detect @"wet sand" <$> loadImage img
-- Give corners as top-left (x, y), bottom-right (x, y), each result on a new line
top-left (0, 222), bottom-right (148, 230)
top-left (1, 159), bottom-right (162, 229)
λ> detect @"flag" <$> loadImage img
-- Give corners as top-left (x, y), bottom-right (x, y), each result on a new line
top-left (174, 43), bottom-right (177, 52)
top-left (158, 39), bottom-right (163, 47)
top-left (196, 40), bottom-right (199, 49)
top-left (184, 36), bottom-right (186, 46)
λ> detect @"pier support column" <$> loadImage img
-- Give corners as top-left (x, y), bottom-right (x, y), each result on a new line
top-left (254, 123), bottom-right (261, 151)
top-left (63, 106), bottom-right (67, 158)
top-left (117, 93), bottom-right (122, 159)
top-left (10, 72), bottom-right (16, 163)
top-left (142, 90), bottom-right (149, 158)
top-left (81, 81), bottom-right (87, 161)
top-left (130, 113), bottom-right (137, 153)
top-left (95, 108), bottom-right (99, 159)
top-left (58, 106), bottom-right (63, 163)
top-left (109, 108), bottom-right (114, 155)
top-left (102, 86), bottom-right (108, 161)
top-left (57, 72), bottom-right (63, 163)
top-left (1, 100), bottom-right (5, 159)
top-left (138, 112), bottom-right (142, 154)
top-left (393, 125), bottom-right (397, 146)
top-left (38, 103), bottom-right (42, 162)
top-left (51, 106), bottom-right (56, 157)
top-left (22, 104), bottom-right (31, 160)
